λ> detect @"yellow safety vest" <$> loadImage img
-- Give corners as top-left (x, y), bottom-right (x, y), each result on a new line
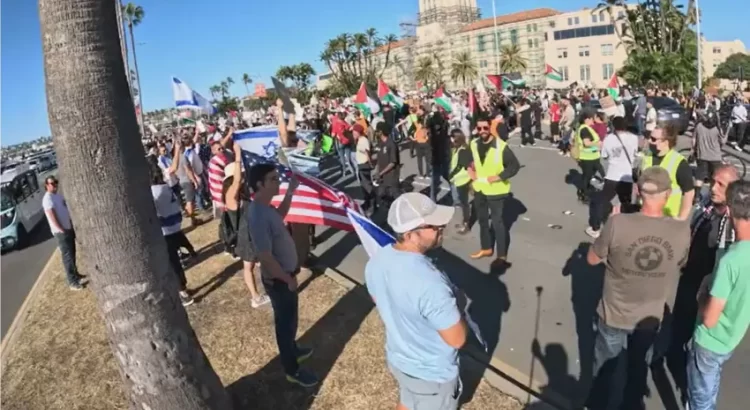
top-left (450, 147), bottom-right (471, 187)
top-left (641, 149), bottom-right (685, 217)
top-left (575, 124), bottom-right (601, 161)
top-left (470, 138), bottom-right (511, 195)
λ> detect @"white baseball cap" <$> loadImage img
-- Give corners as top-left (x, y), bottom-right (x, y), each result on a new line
top-left (387, 192), bottom-right (455, 234)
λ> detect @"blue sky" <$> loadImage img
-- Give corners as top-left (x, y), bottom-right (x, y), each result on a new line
top-left (2, 0), bottom-right (747, 145)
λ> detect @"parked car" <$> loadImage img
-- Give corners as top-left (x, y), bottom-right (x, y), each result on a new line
top-left (623, 96), bottom-right (690, 135)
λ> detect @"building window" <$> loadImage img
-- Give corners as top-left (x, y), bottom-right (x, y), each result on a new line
top-left (600, 11), bottom-right (606, 22)
top-left (575, 17), bottom-right (580, 25)
top-left (480, 60), bottom-right (488, 68)
top-left (713, 47), bottom-right (722, 54)
top-left (568, 17), bottom-right (573, 26)
top-left (533, 23), bottom-right (538, 32)
top-left (553, 25), bottom-right (615, 40)
top-left (544, 32), bottom-right (548, 41)
top-left (534, 38), bottom-right (539, 48)
top-left (557, 48), bottom-right (568, 59)
top-left (528, 39), bottom-right (533, 49)
top-left (478, 34), bottom-right (485, 52)
top-left (579, 45), bottom-right (590, 57)
top-left (559, 66), bottom-right (569, 81)
top-left (601, 43), bottom-right (614, 56)
top-left (593, 14), bottom-right (598, 23)
top-left (510, 29), bottom-right (518, 45)
top-left (549, 21), bottom-right (556, 28)
top-left (527, 24), bottom-right (531, 33)
top-left (580, 64), bottom-right (591, 82)
top-left (602, 63), bottom-right (614, 80)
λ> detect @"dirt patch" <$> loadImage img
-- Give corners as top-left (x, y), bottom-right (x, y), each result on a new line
top-left (1, 218), bottom-right (521, 410)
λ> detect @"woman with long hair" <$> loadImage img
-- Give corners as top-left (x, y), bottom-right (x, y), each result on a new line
top-left (222, 142), bottom-right (270, 308)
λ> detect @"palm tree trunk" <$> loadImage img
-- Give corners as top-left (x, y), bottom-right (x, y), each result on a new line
top-left (115, 0), bottom-right (130, 89)
top-left (245, 84), bottom-right (250, 97)
top-left (38, 0), bottom-right (232, 408)
top-left (128, 23), bottom-right (145, 137)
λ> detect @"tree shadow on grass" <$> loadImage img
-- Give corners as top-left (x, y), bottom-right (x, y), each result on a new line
top-left (227, 284), bottom-right (374, 409)
top-left (192, 260), bottom-right (242, 302)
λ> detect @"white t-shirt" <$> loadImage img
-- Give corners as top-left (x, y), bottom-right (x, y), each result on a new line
top-left (42, 192), bottom-right (72, 234)
top-left (151, 184), bottom-right (182, 236)
top-left (601, 131), bottom-right (639, 182)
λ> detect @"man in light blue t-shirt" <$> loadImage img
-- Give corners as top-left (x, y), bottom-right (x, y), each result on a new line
top-left (366, 192), bottom-right (466, 410)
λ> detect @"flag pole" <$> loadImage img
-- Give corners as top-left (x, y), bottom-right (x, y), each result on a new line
top-left (491, 0), bottom-right (501, 74)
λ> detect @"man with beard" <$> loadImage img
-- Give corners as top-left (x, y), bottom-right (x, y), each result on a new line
top-left (365, 192), bottom-right (466, 410)
top-left (663, 165), bottom-right (739, 401)
top-left (468, 115), bottom-right (521, 271)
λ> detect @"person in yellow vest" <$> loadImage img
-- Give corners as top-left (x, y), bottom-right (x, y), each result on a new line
top-left (575, 110), bottom-right (605, 203)
top-left (468, 116), bottom-right (521, 271)
top-left (448, 129), bottom-right (472, 234)
top-left (640, 123), bottom-right (695, 220)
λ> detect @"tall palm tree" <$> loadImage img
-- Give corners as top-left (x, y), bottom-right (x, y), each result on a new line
top-left (38, 0), bottom-right (232, 407)
top-left (499, 44), bottom-right (528, 73)
top-left (414, 56), bottom-right (439, 89)
top-left (219, 81), bottom-right (229, 98)
top-left (209, 85), bottom-right (221, 100)
top-left (225, 77), bottom-right (234, 95)
top-left (242, 73), bottom-right (252, 97)
top-left (379, 33), bottom-right (399, 76)
top-left (352, 33), bottom-right (368, 77)
top-left (122, 2), bottom-right (144, 135)
top-left (450, 51), bottom-right (478, 87)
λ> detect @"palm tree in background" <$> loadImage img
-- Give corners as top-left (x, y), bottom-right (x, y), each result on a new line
top-left (450, 51), bottom-right (478, 87)
top-left (122, 2), bottom-right (144, 134)
top-left (225, 77), bottom-right (234, 95)
top-left (242, 74), bottom-right (253, 97)
top-left (498, 44), bottom-right (528, 73)
top-left (209, 85), bottom-right (221, 100)
top-left (219, 81), bottom-right (229, 97)
top-left (414, 56), bottom-right (439, 89)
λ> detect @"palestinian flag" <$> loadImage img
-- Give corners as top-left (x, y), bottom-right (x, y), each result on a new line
top-left (486, 74), bottom-right (526, 90)
top-left (354, 82), bottom-right (380, 117)
top-left (434, 87), bottom-right (453, 113)
top-left (377, 79), bottom-right (404, 108)
top-left (545, 64), bottom-right (563, 82)
top-left (416, 81), bottom-right (428, 92)
top-left (607, 74), bottom-right (620, 99)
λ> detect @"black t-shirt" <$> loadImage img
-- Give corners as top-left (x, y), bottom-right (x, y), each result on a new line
top-left (427, 114), bottom-right (450, 165)
top-left (685, 210), bottom-right (722, 281)
top-left (651, 155), bottom-right (694, 194)
top-left (378, 138), bottom-right (400, 181)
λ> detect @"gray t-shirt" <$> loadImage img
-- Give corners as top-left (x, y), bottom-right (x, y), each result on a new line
top-left (175, 152), bottom-right (191, 184)
top-left (592, 213), bottom-right (690, 330)
top-left (694, 123), bottom-right (723, 162)
top-left (248, 201), bottom-right (298, 278)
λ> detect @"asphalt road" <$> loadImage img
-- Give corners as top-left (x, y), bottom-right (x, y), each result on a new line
top-left (310, 126), bottom-right (749, 410)
top-left (0, 170), bottom-right (58, 340)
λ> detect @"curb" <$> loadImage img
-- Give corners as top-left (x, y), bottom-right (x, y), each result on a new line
top-left (0, 250), bottom-right (59, 369)
top-left (318, 265), bottom-right (572, 410)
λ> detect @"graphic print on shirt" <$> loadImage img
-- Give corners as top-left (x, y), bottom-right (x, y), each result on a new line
top-left (624, 235), bottom-right (677, 277)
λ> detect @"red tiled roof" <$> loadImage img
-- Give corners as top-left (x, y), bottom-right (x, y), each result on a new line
top-left (458, 8), bottom-right (560, 33)
top-left (373, 38), bottom-right (412, 55)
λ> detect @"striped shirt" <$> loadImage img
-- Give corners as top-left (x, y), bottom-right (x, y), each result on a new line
top-left (151, 184), bottom-right (182, 236)
top-left (208, 151), bottom-right (230, 209)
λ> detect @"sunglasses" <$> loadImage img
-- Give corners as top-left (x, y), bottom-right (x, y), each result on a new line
top-left (477, 126), bottom-right (490, 131)
top-left (417, 225), bottom-right (445, 232)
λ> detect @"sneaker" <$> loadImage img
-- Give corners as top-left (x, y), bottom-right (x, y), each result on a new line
top-left (585, 227), bottom-right (601, 239)
top-left (69, 282), bottom-right (84, 291)
top-left (251, 294), bottom-right (271, 308)
top-left (297, 347), bottom-right (314, 363)
top-left (286, 369), bottom-right (319, 387)
top-left (179, 291), bottom-right (195, 307)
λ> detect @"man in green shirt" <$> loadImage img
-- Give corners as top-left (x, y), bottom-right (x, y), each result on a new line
top-left (688, 180), bottom-right (750, 410)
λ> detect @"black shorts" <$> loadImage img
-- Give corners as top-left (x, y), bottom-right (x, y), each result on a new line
top-left (695, 159), bottom-right (722, 181)
top-left (550, 121), bottom-right (560, 136)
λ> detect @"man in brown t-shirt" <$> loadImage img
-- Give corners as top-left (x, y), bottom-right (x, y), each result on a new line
top-left (586, 166), bottom-right (690, 409)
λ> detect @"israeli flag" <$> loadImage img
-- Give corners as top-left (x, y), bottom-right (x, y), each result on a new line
top-left (346, 208), bottom-right (487, 351)
top-left (172, 77), bottom-right (216, 115)
top-left (232, 126), bottom-right (281, 159)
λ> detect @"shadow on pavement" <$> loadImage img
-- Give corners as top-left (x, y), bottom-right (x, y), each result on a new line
top-left (428, 246), bottom-right (511, 405)
top-left (227, 281), bottom-right (374, 410)
top-left (523, 340), bottom-right (579, 410)
top-left (561, 242), bottom-right (604, 406)
top-left (193, 259), bottom-right (242, 301)
top-left (2, 222), bottom-right (54, 256)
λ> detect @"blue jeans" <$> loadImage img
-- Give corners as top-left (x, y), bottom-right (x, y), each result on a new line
top-left (430, 161), bottom-right (459, 205)
top-left (55, 230), bottom-right (81, 285)
top-left (687, 340), bottom-right (733, 410)
top-left (336, 141), bottom-right (355, 175)
top-left (589, 317), bottom-right (658, 410)
top-left (263, 279), bottom-right (300, 375)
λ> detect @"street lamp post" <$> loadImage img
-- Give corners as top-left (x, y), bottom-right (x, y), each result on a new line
top-left (491, 0), bottom-right (500, 74)
top-left (696, 0), bottom-right (702, 89)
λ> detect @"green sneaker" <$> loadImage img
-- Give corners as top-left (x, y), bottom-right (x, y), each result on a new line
top-left (286, 370), bottom-right (318, 387)
top-left (297, 347), bottom-right (314, 364)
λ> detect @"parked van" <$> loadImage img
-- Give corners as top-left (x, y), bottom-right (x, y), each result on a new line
top-left (1, 164), bottom-right (45, 251)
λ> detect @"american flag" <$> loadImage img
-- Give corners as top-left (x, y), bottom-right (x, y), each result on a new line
top-left (241, 151), bottom-right (360, 231)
